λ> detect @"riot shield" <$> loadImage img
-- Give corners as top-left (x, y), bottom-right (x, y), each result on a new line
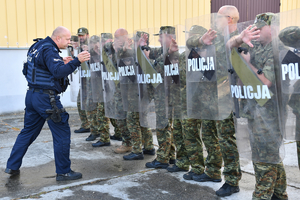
top-left (226, 17), bottom-right (285, 164)
top-left (89, 35), bottom-right (105, 103)
top-left (272, 9), bottom-right (300, 142)
top-left (102, 37), bottom-right (126, 119)
top-left (185, 14), bottom-right (233, 120)
top-left (80, 37), bottom-right (98, 111)
top-left (162, 25), bottom-right (184, 119)
top-left (115, 34), bottom-right (140, 112)
top-left (68, 42), bottom-right (80, 102)
top-left (135, 27), bottom-right (168, 129)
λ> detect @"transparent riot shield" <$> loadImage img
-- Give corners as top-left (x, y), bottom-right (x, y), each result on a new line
top-left (115, 34), bottom-right (140, 112)
top-left (68, 43), bottom-right (80, 102)
top-left (135, 27), bottom-right (168, 129)
top-left (226, 17), bottom-right (285, 164)
top-left (89, 35), bottom-right (104, 103)
top-left (272, 9), bottom-right (300, 142)
top-left (80, 37), bottom-right (98, 111)
top-left (185, 14), bottom-right (233, 120)
top-left (162, 25), bottom-right (183, 119)
top-left (102, 38), bottom-right (126, 119)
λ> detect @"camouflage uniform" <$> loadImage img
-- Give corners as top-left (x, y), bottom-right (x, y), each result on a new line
top-left (171, 52), bottom-right (192, 171)
top-left (149, 47), bottom-right (176, 163)
top-left (244, 39), bottom-right (287, 199)
top-left (128, 112), bottom-right (154, 153)
top-left (286, 72), bottom-right (300, 171)
top-left (97, 102), bottom-right (110, 143)
top-left (77, 90), bottom-right (90, 129)
top-left (186, 30), bottom-right (242, 186)
top-left (91, 33), bottom-right (122, 143)
top-left (104, 42), bottom-right (132, 147)
top-left (80, 70), bottom-right (98, 137)
top-left (289, 90), bottom-right (300, 169)
top-left (116, 34), bottom-right (154, 154)
top-left (116, 118), bottom-right (131, 147)
top-left (180, 44), bottom-right (223, 175)
top-left (86, 108), bottom-right (98, 136)
top-left (110, 118), bottom-right (122, 138)
top-left (114, 78), bottom-right (131, 147)
top-left (77, 29), bottom-right (93, 131)
top-left (279, 26), bottom-right (300, 171)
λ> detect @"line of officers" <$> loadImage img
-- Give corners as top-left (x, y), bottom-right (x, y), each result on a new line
top-left (66, 6), bottom-right (300, 200)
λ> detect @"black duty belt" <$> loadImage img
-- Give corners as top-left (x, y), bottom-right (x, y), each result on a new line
top-left (29, 87), bottom-right (57, 95)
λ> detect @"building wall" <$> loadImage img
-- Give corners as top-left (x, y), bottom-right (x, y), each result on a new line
top-left (0, 0), bottom-right (300, 114)
top-left (0, 49), bottom-right (76, 114)
top-left (211, 0), bottom-right (280, 22)
top-left (280, 0), bottom-right (300, 12)
top-left (0, 0), bottom-right (210, 48)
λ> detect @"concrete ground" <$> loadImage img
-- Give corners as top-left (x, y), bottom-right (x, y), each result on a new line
top-left (0, 107), bottom-right (299, 200)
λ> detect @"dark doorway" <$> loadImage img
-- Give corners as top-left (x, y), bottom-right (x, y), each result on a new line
top-left (211, 0), bottom-right (280, 22)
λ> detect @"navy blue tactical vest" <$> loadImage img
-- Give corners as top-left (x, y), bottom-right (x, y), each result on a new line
top-left (25, 42), bottom-right (56, 88)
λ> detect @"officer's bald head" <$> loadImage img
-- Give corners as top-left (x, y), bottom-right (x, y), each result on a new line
top-left (218, 5), bottom-right (240, 24)
top-left (51, 26), bottom-right (71, 49)
top-left (51, 26), bottom-right (70, 38)
top-left (114, 28), bottom-right (128, 38)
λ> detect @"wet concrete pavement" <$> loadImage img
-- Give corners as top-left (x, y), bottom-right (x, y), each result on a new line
top-left (0, 108), bottom-right (299, 200)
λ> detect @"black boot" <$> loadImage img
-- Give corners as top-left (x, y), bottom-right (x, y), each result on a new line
top-left (5, 168), bottom-right (20, 176)
top-left (74, 128), bottom-right (90, 133)
top-left (123, 152), bottom-right (144, 160)
top-left (56, 170), bottom-right (82, 181)
top-left (216, 183), bottom-right (240, 197)
top-left (86, 134), bottom-right (100, 141)
top-left (145, 159), bottom-right (169, 169)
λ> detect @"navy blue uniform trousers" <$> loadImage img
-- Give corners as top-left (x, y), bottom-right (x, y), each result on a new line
top-left (6, 89), bottom-right (71, 174)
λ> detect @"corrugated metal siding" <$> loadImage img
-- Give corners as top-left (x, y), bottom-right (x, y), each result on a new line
top-left (211, 0), bottom-right (280, 22)
top-left (281, 0), bottom-right (300, 11)
top-left (0, 0), bottom-right (210, 48)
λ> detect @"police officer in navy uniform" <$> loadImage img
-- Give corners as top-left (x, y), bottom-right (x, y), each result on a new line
top-left (4, 26), bottom-right (90, 181)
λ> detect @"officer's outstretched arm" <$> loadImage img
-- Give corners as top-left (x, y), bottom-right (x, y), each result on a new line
top-left (44, 48), bottom-right (82, 79)
top-left (227, 25), bottom-right (260, 49)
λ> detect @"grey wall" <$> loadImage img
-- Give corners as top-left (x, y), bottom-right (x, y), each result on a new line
top-left (0, 49), bottom-right (76, 114)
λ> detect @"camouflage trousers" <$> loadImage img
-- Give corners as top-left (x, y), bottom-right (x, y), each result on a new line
top-left (214, 113), bottom-right (241, 186)
top-left (182, 119), bottom-right (222, 177)
top-left (252, 162), bottom-right (288, 200)
top-left (110, 118), bottom-right (122, 138)
top-left (97, 102), bottom-right (110, 143)
top-left (77, 90), bottom-right (90, 129)
top-left (155, 115), bottom-right (175, 163)
top-left (116, 118), bottom-right (132, 147)
top-left (154, 86), bottom-right (175, 163)
top-left (86, 108), bottom-right (98, 136)
top-left (127, 112), bottom-right (153, 154)
top-left (173, 119), bottom-right (190, 170)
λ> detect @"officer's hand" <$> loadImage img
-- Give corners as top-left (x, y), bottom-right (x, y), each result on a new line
top-left (138, 33), bottom-right (148, 47)
top-left (78, 51), bottom-right (90, 63)
top-left (168, 38), bottom-right (178, 54)
top-left (81, 45), bottom-right (89, 51)
top-left (113, 39), bottom-right (124, 52)
top-left (123, 38), bottom-right (133, 51)
top-left (200, 29), bottom-right (217, 45)
top-left (63, 56), bottom-right (73, 64)
top-left (240, 25), bottom-right (260, 48)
